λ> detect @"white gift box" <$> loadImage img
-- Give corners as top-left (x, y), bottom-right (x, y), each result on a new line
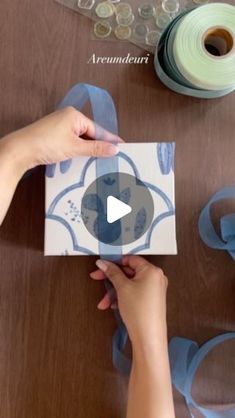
top-left (45, 142), bottom-right (177, 256)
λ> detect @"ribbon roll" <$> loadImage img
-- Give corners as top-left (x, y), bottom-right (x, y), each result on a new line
top-left (169, 333), bottom-right (235, 417)
top-left (154, 3), bottom-right (235, 99)
top-left (198, 186), bottom-right (235, 260)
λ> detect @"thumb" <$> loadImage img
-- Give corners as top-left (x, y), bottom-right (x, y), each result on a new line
top-left (96, 260), bottom-right (126, 291)
top-left (76, 139), bottom-right (119, 158)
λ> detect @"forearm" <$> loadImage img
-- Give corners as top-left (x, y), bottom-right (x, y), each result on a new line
top-left (0, 136), bottom-right (27, 225)
top-left (127, 327), bottom-right (175, 418)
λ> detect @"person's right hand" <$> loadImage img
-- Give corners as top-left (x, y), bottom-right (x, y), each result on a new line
top-left (2, 106), bottom-right (121, 174)
top-left (90, 256), bottom-right (168, 347)
top-left (0, 107), bottom-right (122, 226)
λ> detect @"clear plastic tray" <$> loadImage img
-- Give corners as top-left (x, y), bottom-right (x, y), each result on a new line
top-left (55, 0), bottom-right (206, 53)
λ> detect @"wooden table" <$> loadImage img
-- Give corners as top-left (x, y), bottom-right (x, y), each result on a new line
top-left (0, 1), bottom-right (235, 417)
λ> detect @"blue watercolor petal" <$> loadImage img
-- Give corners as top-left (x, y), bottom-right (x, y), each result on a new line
top-left (82, 194), bottom-right (103, 212)
top-left (134, 207), bottom-right (147, 240)
top-left (157, 143), bottom-right (175, 175)
top-left (60, 159), bottom-right (72, 174)
top-left (46, 164), bottom-right (56, 178)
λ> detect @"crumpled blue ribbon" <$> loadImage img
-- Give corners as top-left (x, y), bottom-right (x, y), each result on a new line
top-left (198, 187), bottom-right (235, 260)
top-left (47, 82), bottom-right (129, 374)
top-left (169, 333), bottom-right (235, 417)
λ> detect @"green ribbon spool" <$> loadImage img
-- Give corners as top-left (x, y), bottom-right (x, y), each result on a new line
top-left (154, 3), bottom-right (235, 99)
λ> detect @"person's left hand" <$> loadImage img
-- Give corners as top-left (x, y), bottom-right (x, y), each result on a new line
top-left (90, 256), bottom-right (168, 347)
top-left (1, 106), bottom-right (122, 175)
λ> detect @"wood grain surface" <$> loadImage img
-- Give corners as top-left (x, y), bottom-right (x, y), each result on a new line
top-left (0, 1), bottom-right (235, 417)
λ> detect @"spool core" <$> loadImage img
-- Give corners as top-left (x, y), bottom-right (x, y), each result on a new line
top-left (203, 27), bottom-right (234, 57)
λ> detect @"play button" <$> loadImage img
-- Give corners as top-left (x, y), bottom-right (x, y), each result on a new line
top-left (81, 172), bottom-right (154, 246)
top-left (107, 196), bottom-right (132, 224)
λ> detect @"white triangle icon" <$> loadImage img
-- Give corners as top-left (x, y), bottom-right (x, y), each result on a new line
top-left (107, 196), bottom-right (132, 224)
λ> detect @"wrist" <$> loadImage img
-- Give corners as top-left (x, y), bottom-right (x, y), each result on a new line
top-left (131, 323), bottom-right (168, 362)
top-left (0, 133), bottom-right (32, 177)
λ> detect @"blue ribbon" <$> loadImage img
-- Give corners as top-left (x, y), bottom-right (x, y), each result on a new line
top-left (46, 83), bottom-right (119, 178)
top-left (169, 333), bottom-right (235, 417)
top-left (199, 187), bottom-right (235, 260)
top-left (47, 83), bottom-right (130, 374)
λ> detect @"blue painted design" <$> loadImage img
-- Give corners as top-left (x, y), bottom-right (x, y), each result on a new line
top-left (82, 191), bottom-right (121, 244)
top-left (134, 207), bottom-right (147, 240)
top-left (103, 177), bottom-right (116, 186)
top-left (64, 199), bottom-right (81, 223)
top-left (157, 143), bottom-right (175, 174)
top-left (47, 157), bottom-right (95, 214)
top-left (130, 210), bottom-right (175, 254)
top-left (47, 214), bottom-right (95, 255)
top-left (94, 215), bottom-right (121, 244)
top-left (46, 164), bottom-right (56, 178)
top-left (119, 151), bottom-right (174, 210)
top-left (119, 187), bottom-right (131, 204)
top-left (60, 160), bottom-right (72, 174)
top-left (82, 194), bottom-right (103, 212)
top-left (46, 152), bottom-right (175, 254)
top-left (46, 158), bottom-right (96, 254)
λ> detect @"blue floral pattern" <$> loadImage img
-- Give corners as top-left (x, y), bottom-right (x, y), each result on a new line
top-left (46, 150), bottom-right (175, 255)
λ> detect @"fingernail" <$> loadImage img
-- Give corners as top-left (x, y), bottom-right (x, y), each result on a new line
top-left (96, 259), bottom-right (108, 272)
top-left (117, 136), bottom-right (125, 143)
top-left (97, 301), bottom-right (103, 310)
top-left (97, 300), bottom-right (107, 310)
top-left (105, 144), bottom-right (119, 156)
top-left (89, 272), bottom-right (96, 278)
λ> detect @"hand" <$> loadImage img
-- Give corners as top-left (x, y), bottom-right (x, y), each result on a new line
top-left (90, 256), bottom-right (168, 348)
top-left (2, 106), bottom-right (121, 174)
top-left (91, 257), bottom-right (174, 418)
top-left (0, 107), bottom-right (122, 225)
